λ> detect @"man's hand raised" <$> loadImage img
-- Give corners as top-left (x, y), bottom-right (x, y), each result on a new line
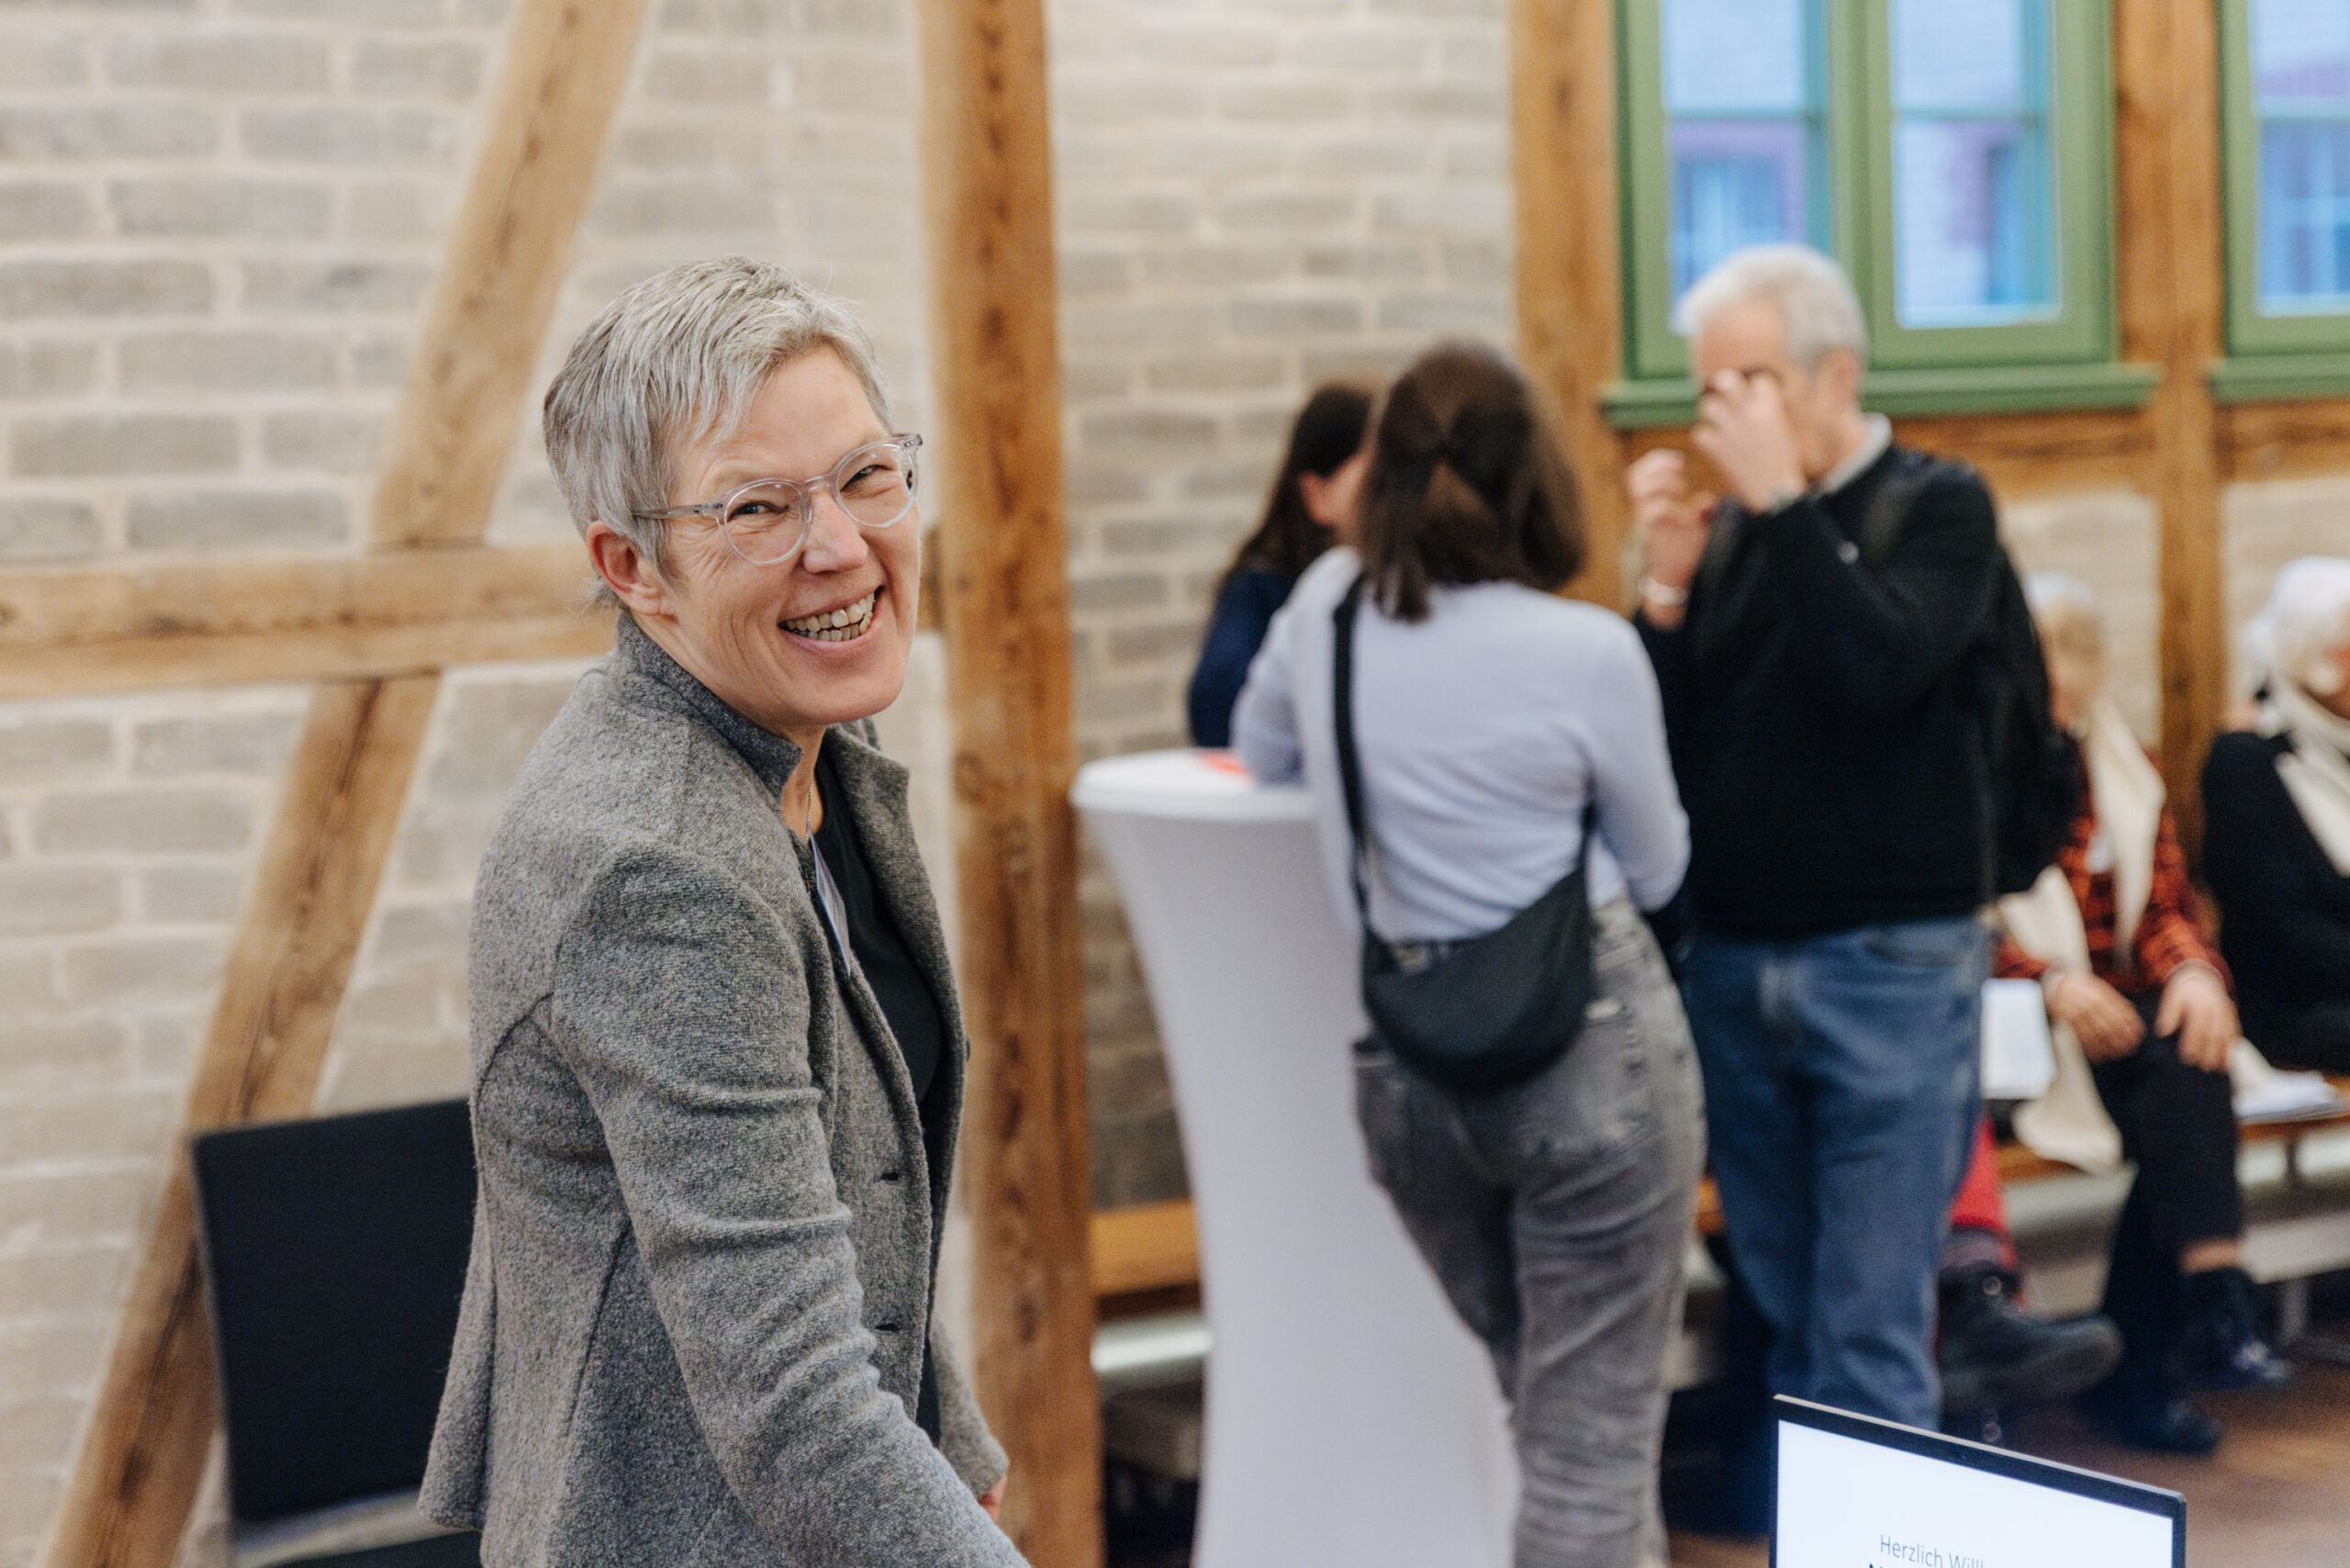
top-left (1628, 448), bottom-right (1715, 630)
top-left (1693, 369), bottom-right (1808, 515)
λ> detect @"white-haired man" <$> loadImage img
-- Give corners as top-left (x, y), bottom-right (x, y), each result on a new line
top-left (1628, 244), bottom-right (2012, 1437)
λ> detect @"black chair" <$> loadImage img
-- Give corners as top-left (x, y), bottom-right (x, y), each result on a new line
top-left (190, 1099), bottom-right (483, 1568)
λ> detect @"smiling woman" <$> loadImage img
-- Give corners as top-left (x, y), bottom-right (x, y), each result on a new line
top-left (419, 258), bottom-right (1025, 1567)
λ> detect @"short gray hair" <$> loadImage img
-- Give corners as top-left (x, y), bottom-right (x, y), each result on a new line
top-left (544, 256), bottom-right (891, 594)
top-left (2251, 555), bottom-right (2350, 699)
top-left (1674, 243), bottom-right (1870, 369)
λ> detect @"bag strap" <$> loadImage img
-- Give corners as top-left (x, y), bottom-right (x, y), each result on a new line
top-left (1330, 572), bottom-right (1599, 937)
top-left (1331, 573), bottom-right (1376, 925)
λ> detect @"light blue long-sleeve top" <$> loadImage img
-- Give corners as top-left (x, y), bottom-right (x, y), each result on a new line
top-left (1232, 547), bottom-right (1690, 944)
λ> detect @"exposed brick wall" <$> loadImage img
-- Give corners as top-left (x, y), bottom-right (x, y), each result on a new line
top-left (0, 689), bottom-right (306, 1565)
top-left (1048, 0), bottom-right (1514, 1204)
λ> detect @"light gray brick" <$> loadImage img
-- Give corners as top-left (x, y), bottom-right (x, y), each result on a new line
top-left (0, 185), bottom-right (91, 242)
top-left (420, 678), bottom-right (575, 796)
top-left (1301, 241), bottom-right (1429, 281)
top-left (0, 260), bottom-right (210, 319)
top-left (348, 180), bottom-right (437, 242)
top-left (1145, 354), bottom-right (1286, 394)
top-left (1218, 188), bottom-right (1356, 230)
top-left (0, 1322), bottom-right (107, 1405)
top-left (106, 32), bottom-right (330, 92)
top-left (130, 713), bottom-right (299, 777)
top-left (0, 341), bottom-right (101, 398)
top-left (0, 1396), bottom-right (81, 1470)
top-left (1080, 409), bottom-right (1220, 455)
top-left (1374, 185), bottom-right (1506, 233)
top-left (119, 330), bottom-right (336, 395)
top-left (0, 1018), bottom-right (126, 1082)
top-left (1229, 297), bottom-right (1362, 336)
top-left (133, 1013), bottom-right (196, 1078)
top-left (230, 0), bottom-right (447, 22)
top-left (1376, 292), bottom-right (1506, 332)
top-left (34, 790), bottom-right (253, 854)
top-left (111, 179), bottom-right (332, 241)
top-left (640, 51), bottom-right (767, 102)
top-left (62, 937), bottom-right (221, 1003)
top-left (261, 411), bottom-right (378, 474)
top-left (241, 261), bottom-right (432, 313)
top-left (351, 39), bottom-right (482, 100)
top-left (1069, 572), bottom-right (1169, 613)
top-left (0, 952), bottom-right (65, 1018)
top-left (0, 104), bottom-right (216, 160)
top-left (0, 1464), bottom-right (62, 1551)
top-left (352, 337), bottom-right (408, 384)
top-left (12, 416), bottom-right (238, 478)
top-left (0, 716), bottom-right (117, 784)
top-left (127, 490), bottom-right (348, 552)
top-left (0, 1246), bottom-right (129, 1319)
top-left (0, 31), bottom-right (85, 88)
top-left (0, 498), bottom-right (101, 562)
top-left (0, 715), bottom-right (115, 785)
top-left (0, 867), bottom-right (118, 938)
top-left (0, 1092), bottom-right (173, 1169)
top-left (140, 865), bottom-right (245, 924)
top-left (240, 106), bottom-right (388, 162)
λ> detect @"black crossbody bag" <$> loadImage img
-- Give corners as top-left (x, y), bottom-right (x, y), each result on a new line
top-left (1331, 573), bottom-right (1599, 1093)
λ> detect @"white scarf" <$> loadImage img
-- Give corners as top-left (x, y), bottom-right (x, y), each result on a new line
top-left (2000, 698), bottom-right (2155, 1174)
top-left (2263, 677), bottom-right (2350, 878)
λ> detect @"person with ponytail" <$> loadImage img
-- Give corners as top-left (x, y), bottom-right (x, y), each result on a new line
top-left (1232, 342), bottom-right (1700, 1568)
top-left (1187, 383), bottom-right (1373, 746)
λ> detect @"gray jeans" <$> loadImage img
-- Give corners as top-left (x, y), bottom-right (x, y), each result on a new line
top-left (1353, 900), bottom-right (1705, 1568)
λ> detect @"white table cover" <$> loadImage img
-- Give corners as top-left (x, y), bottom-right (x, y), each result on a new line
top-left (1074, 749), bottom-right (1516, 1568)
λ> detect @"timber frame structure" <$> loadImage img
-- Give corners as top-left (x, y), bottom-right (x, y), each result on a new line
top-left (28, 0), bottom-right (1102, 1564)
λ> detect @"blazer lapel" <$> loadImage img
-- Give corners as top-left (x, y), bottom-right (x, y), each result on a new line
top-left (820, 726), bottom-right (968, 1220)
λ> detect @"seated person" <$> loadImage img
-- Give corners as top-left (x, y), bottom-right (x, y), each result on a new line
top-left (2204, 556), bottom-right (2350, 1074)
top-left (1992, 575), bottom-right (2287, 1455)
top-left (1186, 382), bottom-right (1371, 746)
top-left (1935, 1119), bottom-right (2119, 1422)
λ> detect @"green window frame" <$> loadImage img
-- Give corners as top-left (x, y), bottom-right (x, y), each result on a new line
top-left (1608, 0), bottom-right (2154, 427)
top-left (2214, 0), bottom-right (2350, 402)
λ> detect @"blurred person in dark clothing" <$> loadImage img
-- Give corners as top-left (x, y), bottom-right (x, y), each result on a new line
top-left (1187, 383), bottom-right (1373, 746)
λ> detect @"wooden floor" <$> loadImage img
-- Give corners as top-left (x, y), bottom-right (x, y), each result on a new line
top-left (1669, 1361), bottom-right (2350, 1568)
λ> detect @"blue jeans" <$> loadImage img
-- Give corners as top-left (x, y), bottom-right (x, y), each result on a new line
top-left (1683, 917), bottom-right (1986, 1431)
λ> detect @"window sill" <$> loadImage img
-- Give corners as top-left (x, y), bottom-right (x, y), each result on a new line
top-left (1600, 362), bottom-right (2162, 430)
top-left (2207, 353), bottom-right (2350, 405)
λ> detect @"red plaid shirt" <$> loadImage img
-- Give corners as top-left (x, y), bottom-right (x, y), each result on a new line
top-left (1994, 757), bottom-right (2230, 1000)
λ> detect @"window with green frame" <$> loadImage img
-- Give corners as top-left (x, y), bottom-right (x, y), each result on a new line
top-left (1608, 0), bottom-right (2156, 427)
top-left (2215, 0), bottom-right (2350, 400)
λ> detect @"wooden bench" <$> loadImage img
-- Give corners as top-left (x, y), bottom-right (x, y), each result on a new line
top-left (1091, 1076), bottom-right (2350, 1330)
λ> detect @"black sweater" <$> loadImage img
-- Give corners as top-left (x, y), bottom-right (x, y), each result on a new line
top-left (2201, 728), bottom-right (2350, 1038)
top-left (1637, 443), bottom-right (2005, 937)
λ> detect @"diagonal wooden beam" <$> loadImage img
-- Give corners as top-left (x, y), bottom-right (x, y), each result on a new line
top-left (370, 0), bottom-right (656, 549)
top-left (38, 0), bottom-right (650, 1561)
top-left (0, 544), bottom-right (610, 701)
top-left (39, 678), bottom-right (442, 1568)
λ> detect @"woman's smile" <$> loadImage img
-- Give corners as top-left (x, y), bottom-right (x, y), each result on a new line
top-left (781, 588), bottom-right (879, 644)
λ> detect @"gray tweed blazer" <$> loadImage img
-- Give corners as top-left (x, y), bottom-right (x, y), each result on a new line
top-left (422, 614), bottom-right (1021, 1567)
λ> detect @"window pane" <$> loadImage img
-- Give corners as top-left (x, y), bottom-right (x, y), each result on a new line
top-left (1662, 0), bottom-right (1822, 296)
top-left (1665, 0), bottom-right (1807, 111)
top-left (2252, 0), bottom-right (2350, 312)
top-left (1894, 0), bottom-right (2026, 112)
top-left (1890, 0), bottom-right (2054, 327)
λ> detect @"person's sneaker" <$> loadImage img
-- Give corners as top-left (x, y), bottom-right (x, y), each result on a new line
top-left (2175, 1266), bottom-right (2294, 1392)
top-left (2076, 1379), bottom-right (2223, 1456)
top-left (1939, 1270), bottom-right (2124, 1412)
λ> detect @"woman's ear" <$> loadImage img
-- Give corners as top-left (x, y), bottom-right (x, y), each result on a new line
top-left (586, 521), bottom-right (672, 619)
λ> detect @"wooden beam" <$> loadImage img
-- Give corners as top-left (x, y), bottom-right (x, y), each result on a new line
top-left (2113, 0), bottom-right (2229, 850)
top-left (1513, 0), bottom-right (1630, 607)
top-left (41, 0), bottom-right (648, 1559)
top-left (915, 0), bottom-right (1101, 1561)
top-left (0, 544), bottom-right (610, 701)
top-left (39, 678), bottom-right (440, 1568)
top-left (2221, 397), bottom-right (2350, 482)
top-left (370, 0), bottom-right (654, 547)
top-left (1089, 1200), bottom-right (1199, 1302)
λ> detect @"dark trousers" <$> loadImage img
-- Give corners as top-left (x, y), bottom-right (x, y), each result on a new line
top-left (2255, 1002), bottom-right (2350, 1075)
top-left (2092, 992), bottom-right (2244, 1382)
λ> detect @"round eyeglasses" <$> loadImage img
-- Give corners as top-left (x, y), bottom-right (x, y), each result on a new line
top-left (633, 434), bottom-right (922, 566)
